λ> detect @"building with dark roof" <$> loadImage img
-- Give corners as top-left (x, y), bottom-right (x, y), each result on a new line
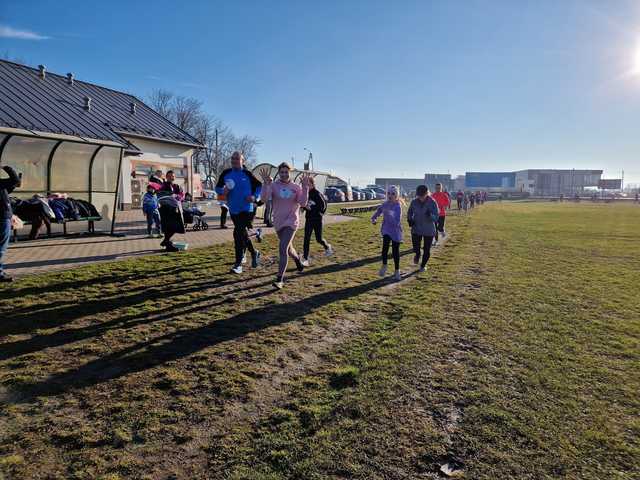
top-left (0, 60), bottom-right (204, 218)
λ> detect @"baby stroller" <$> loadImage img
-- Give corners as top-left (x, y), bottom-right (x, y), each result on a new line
top-left (183, 206), bottom-right (209, 231)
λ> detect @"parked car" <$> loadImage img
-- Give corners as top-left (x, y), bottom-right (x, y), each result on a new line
top-left (364, 188), bottom-right (385, 200)
top-left (333, 184), bottom-right (353, 202)
top-left (325, 187), bottom-right (345, 202)
top-left (352, 187), bottom-right (369, 200)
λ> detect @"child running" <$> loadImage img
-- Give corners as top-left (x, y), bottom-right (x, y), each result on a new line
top-left (302, 176), bottom-right (333, 266)
top-left (407, 185), bottom-right (439, 272)
top-left (371, 185), bottom-right (403, 281)
top-left (259, 163), bottom-right (310, 290)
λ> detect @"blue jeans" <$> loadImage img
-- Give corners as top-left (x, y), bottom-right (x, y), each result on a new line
top-left (0, 218), bottom-right (11, 276)
top-left (146, 210), bottom-right (161, 235)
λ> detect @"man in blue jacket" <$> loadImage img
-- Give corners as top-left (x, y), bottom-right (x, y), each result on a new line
top-left (215, 151), bottom-right (262, 274)
top-left (0, 165), bottom-right (21, 282)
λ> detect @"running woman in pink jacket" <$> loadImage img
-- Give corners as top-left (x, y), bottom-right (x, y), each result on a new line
top-left (259, 162), bottom-right (310, 290)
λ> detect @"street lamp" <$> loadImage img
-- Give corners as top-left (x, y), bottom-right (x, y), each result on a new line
top-left (303, 147), bottom-right (314, 171)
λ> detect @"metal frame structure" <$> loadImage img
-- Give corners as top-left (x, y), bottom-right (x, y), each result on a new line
top-left (0, 131), bottom-right (124, 235)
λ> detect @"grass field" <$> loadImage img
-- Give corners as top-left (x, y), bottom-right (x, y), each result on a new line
top-left (1, 202), bottom-right (639, 479)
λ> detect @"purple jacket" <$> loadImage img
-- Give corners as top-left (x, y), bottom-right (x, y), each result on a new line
top-left (371, 201), bottom-right (403, 243)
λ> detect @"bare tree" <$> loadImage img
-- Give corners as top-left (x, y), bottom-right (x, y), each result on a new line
top-left (147, 89), bottom-right (175, 119)
top-left (146, 88), bottom-right (261, 187)
top-left (172, 95), bottom-right (203, 133)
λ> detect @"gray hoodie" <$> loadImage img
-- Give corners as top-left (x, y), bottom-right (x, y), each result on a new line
top-left (407, 196), bottom-right (439, 236)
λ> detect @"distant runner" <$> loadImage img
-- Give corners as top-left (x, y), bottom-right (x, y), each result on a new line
top-left (431, 183), bottom-right (450, 246)
top-left (456, 189), bottom-right (464, 210)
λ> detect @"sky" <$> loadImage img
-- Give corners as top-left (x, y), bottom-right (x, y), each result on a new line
top-left (2, 0), bottom-right (640, 185)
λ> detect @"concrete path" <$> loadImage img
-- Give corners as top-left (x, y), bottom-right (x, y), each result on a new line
top-left (4, 205), bottom-right (353, 277)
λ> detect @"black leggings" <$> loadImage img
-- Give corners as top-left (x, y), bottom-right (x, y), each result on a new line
top-left (382, 235), bottom-right (400, 270)
top-left (412, 234), bottom-right (434, 267)
top-left (220, 204), bottom-right (228, 227)
top-left (303, 217), bottom-right (329, 259)
top-left (231, 212), bottom-right (256, 266)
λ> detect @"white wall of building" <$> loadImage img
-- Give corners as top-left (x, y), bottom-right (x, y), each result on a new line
top-left (118, 136), bottom-right (194, 209)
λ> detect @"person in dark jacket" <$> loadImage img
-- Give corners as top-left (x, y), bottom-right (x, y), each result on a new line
top-left (301, 176), bottom-right (333, 266)
top-left (158, 170), bottom-right (185, 252)
top-left (407, 185), bottom-right (439, 272)
top-left (0, 166), bottom-right (21, 281)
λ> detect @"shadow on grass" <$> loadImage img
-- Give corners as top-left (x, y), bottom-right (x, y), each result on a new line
top-left (13, 275), bottom-right (394, 401)
top-left (0, 280), bottom-right (276, 362)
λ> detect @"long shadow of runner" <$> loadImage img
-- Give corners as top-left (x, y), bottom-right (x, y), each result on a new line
top-left (17, 276), bottom-right (393, 401)
top-left (0, 280), bottom-right (274, 361)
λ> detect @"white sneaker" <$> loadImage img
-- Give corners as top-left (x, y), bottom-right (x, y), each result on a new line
top-left (325, 245), bottom-right (334, 257)
top-left (231, 265), bottom-right (243, 274)
top-left (301, 258), bottom-right (310, 267)
top-left (378, 265), bottom-right (387, 277)
top-left (394, 270), bottom-right (401, 281)
top-left (273, 280), bottom-right (284, 289)
top-left (241, 255), bottom-right (247, 265)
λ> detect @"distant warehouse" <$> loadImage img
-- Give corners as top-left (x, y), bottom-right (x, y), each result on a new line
top-left (465, 169), bottom-right (603, 196)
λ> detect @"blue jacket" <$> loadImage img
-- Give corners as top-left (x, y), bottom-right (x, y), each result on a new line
top-left (215, 167), bottom-right (262, 215)
top-left (142, 192), bottom-right (159, 214)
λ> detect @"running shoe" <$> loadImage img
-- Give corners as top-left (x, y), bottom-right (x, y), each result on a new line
top-left (378, 265), bottom-right (387, 277)
top-left (301, 258), bottom-right (310, 267)
top-left (252, 251), bottom-right (261, 268)
top-left (231, 265), bottom-right (243, 274)
top-left (394, 270), bottom-right (401, 281)
top-left (255, 228), bottom-right (263, 243)
top-left (273, 276), bottom-right (284, 289)
top-left (442, 231), bottom-right (447, 238)
top-left (418, 265), bottom-right (426, 273)
top-left (147, 234), bottom-right (154, 238)
top-left (325, 244), bottom-right (334, 256)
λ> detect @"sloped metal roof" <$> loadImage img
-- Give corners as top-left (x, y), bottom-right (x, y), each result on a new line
top-left (0, 60), bottom-right (203, 148)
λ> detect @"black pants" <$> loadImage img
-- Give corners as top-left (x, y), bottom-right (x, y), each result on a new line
top-left (382, 234), bottom-right (400, 270)
top-left (303, 217), bottom-right (329, 259)
top-left (231, 212), bottom-right (256, 266)
top-left (434, 215), bottom-right (445, 241)
top-left (220, 205), bottom-right (228, 227)
top-left (412, 234), bottom-right (434, 267)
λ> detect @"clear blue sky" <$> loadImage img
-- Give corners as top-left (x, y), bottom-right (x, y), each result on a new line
top-left (2, 0), bottom-right (640, 185)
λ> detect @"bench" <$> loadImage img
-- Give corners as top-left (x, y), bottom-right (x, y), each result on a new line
top-left (340, 204), bottom-right (381, 215)
top-left (12, 216), bottom-right (102, 242)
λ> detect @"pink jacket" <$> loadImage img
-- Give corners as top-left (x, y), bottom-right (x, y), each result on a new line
top-left (262, 180), bottom-right (309, 231)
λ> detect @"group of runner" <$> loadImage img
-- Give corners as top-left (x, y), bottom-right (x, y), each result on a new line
top-left (212, 151), bottom-right (462, 289)
top-left (371, 182), bottom-right (450, 280)
top-left (215, 151), bottom-right (333, 290)
top-left (455, 189), bottom-right (487, 211)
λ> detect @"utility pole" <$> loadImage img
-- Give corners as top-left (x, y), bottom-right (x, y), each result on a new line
top-left (213, 128), bottom-right (218, 188)
top-left (621, 169), bottom-right (624, 191)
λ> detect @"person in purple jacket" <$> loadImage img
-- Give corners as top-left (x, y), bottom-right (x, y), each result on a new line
top-left (371, 185), bottom-right (403, 281)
